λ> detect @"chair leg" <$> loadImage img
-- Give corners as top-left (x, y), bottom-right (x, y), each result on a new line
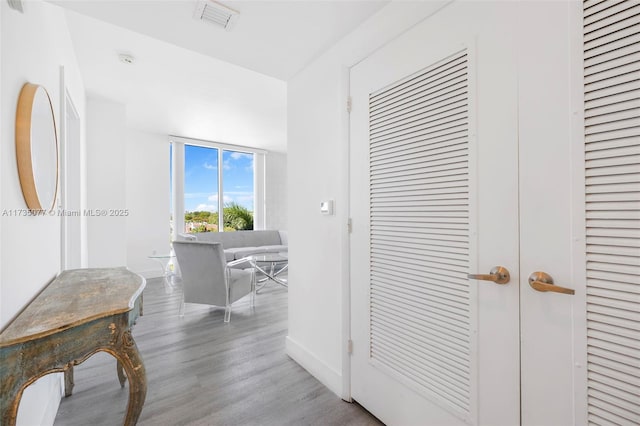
top-left (224, 305), bottom-right (231, 323)
top-left (179, 293), bottom-right (185, 318)
top-left (250, 269), bottom-right (256, 308)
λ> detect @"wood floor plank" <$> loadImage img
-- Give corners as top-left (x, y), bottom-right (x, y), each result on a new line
top-left (53, 277), bottom-right (381, 426)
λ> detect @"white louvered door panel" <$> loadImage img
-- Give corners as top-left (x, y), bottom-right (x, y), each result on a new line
top-left (350, 2), bottom-right (520, 425)
top-left (368, 51), bottom-right (472, 416)
top-left (584, 2), bottom-right (640, 425)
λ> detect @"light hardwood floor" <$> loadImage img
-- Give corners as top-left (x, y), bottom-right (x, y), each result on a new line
top-left (54, 276), bottom-right (382, 426)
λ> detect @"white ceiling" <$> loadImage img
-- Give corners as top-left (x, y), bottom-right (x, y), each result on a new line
top-left (50, 1), bottom-right (389, 152)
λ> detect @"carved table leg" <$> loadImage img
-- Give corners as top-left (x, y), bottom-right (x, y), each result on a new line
top-left (64, 364), bottom-right (75, 397)
top-left (112, 330), bottom-right (146, 426)
top-left (117, 361), bottom-right (127, 388)
top-left (0, 380), bottom-right (24, 426)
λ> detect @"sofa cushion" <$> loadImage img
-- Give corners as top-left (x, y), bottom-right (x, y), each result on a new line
top-left (258, 245), bottom-right (288, 254)
top-left (190, 230), bottom-right (281, 248)
top-left (224, 247), bottom-right (256, 262)
top-left (231, 245), bottom-right (282, 259)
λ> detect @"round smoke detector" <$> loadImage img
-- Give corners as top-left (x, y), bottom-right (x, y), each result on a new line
top-left (118, 53), bottom-right (135, 65)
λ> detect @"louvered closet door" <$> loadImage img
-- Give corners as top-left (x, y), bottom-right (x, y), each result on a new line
top-left (583, 1), bottom-right (640, 424)
top-left (350, 2), bottom-right (521, 425)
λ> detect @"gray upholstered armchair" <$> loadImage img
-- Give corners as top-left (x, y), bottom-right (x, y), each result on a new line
top-left (173, 240), bottom-right (255, 322)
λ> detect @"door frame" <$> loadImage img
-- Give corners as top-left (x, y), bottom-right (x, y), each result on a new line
top-left (568, 0), bottom-right (588, 423)
top-left (340, 65), bottom-right (353, 401)
top-left (59, 66), bottom-right (83, 271)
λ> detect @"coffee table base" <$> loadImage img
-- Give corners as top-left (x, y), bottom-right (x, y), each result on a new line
top-left (251, 261), bottom-right (288, 291)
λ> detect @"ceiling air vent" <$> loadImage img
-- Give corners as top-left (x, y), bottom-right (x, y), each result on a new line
top-left (194, 0), bottom-right (239, 31)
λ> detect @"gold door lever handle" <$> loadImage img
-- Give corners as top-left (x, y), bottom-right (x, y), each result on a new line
top-left (528, 272), bottom-right (575, 295)
top-left (468, 266), bottom-right (510, 285)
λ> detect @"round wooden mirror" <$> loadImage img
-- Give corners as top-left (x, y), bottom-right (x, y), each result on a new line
top-left (16, 83), bottom-right (59, 212)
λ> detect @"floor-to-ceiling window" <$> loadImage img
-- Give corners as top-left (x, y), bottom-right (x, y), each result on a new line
top-left (221, 149), bottom-right (255, 231)
top-left (184, 144), bottom-right (221, 232)
top-left (170, 137), bottom-right (264, 238)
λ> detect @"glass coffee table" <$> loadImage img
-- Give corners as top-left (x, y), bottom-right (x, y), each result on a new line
top-left (148, 252), bottom-right (179, 292)
top-left (249, 252), bottom-right (288, 290)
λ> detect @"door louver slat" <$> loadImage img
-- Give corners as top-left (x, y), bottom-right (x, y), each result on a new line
top-left (371, 131), bottom-right (467, 154)
top-left (589, 346), bottom-right (640, 371)
top-left (584, 21), bottom-right (638, 51)
top-left (585, 99), bottom-right (640, 119)
top-left (589, 371), bottom-right (640, 396)
top-left (585, 32), bottom-right (640, 61)
top-left (584, 0), bottom-right (626, 17)
top-left (589, 407), bottom-right (637, 426)
top-left (370, 56), bottom-right (467, 105)
top-left (368, 49), bottom-right (471, 418)
top-left (583, 3), bottom-right (640, 33)
top-left (589, 380), bottom-right (638, 407)
top-left (371, 333), bottom-right (471, 388)
top-left (583, 0), bottom-right (638, 24)
top-left (584, 3), bottom-right (640, 425)
top-left (584, 38), bottom-right (639, 69)
top-left (371, 286), bottom-right (469, 327)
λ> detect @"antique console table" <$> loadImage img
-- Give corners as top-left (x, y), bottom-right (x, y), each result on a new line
top-left (0, 268), bottom-right (146, 426)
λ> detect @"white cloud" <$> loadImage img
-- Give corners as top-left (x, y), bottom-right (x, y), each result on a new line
top-left (195, 204), bottom-right (217, 212)
top-left (224, 152), bottom-right (253, 171)
top-left (203, 162), bottom-right (217, 170)
top-left (230, 152), bottom-right (253, 160)
top-left (207, 193), bottom-right (219, 202)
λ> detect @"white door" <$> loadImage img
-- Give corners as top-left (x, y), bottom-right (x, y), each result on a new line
top-left (349, 1), bottom-right (591, 425)
top-left (517, 2), bottom-right (579, 425)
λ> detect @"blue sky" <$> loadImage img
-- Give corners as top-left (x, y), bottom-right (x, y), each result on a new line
top-left (183, 145), bottom-right (254, 212)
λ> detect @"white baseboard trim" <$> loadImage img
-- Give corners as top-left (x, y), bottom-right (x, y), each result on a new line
top-left (285, 336), bottom-right (343, 398)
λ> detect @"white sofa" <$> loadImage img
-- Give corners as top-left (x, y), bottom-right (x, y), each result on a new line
top-left (177, 230), bottom-right (288, 262)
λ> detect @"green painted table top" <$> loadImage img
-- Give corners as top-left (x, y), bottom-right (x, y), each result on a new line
top-left (0, 268), bottom-right (145, 348)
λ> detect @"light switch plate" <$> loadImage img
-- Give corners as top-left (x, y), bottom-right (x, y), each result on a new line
top-left (320, 200), bottom-right (334, 215)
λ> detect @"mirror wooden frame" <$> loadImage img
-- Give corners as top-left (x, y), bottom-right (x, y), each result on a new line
top-left (15, 83), bottom-right (59, 212)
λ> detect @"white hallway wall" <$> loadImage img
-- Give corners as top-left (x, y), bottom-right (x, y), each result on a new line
top-left (125, 128), bottom-right (171, 276)
top-left (86, 97), bottom-right (171, 275)
top-left (0, 1), bottom-right (86, 424)
top-left (265, 151), bottom-right (288, 231)
top-left (286, 1), bottom-right (449, 397)
top-left (86, 97), bottom-right (127, 268)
